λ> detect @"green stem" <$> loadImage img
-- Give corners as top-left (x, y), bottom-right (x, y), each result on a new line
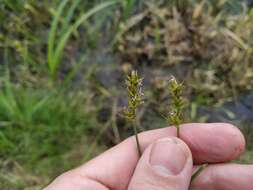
top-left (191, 164), bottom-right (208, 183)
top-left (176, 124), bottom-right (180, 137)
top-left (133, 122), bottom-right (141, 157)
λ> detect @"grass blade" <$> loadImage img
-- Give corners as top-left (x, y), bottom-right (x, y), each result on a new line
top-left (51, 0), bottom-right (119, 78)
top-left (47, 0), bottom-right (69, 72)
top-left (62, 0), bottom-right (82, 33)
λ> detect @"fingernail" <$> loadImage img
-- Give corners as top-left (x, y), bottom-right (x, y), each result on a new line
top-left (150, 138), bottom-right (188, 177)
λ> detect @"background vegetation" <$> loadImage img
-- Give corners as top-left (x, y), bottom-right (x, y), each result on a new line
top-left (0, 0), bottom-right (252, 189)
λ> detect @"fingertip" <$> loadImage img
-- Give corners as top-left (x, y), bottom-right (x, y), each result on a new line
top-left (180, 123), bottom-right (246, 163)
top-left (149, 137), bottom-right (192, 177)
top-left (190, 164), bottom-right (253, 190)
top-left (128, 137), bottom-right (193, 190)
top-left (221, 123), bottom-right (246, 157)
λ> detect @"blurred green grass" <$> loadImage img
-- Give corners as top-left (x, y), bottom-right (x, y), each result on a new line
top-left (0, 0), bottom-right (253, 189)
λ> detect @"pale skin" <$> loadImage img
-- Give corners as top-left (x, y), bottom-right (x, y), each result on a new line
top-left (44, 123), bottom-right (253, 190)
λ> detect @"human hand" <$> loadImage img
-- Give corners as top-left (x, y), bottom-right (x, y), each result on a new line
top-left (44, 123), bottom-right (252, 190)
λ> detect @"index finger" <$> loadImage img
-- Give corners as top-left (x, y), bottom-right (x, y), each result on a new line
top-left (76, 123), bottom-right (245, 190)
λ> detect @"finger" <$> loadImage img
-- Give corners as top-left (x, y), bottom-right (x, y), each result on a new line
top-left (180, 123), bottom-right (245, 163)
top-left (190, 164), bottom-right (253, 190)
top-left (128, 137), bottom-right (193, 190)
top-left (44, 123), bottom-right (245, 190)
top-left (76, 123), bottom-right (245, 190)
top-left (43, 170), bottom-right (109, 190)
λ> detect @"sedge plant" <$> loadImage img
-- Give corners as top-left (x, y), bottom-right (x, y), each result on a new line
top-left (167, 76), bottom-right (207, 183)
top-left (124, 72), bottom-right (206, 181)
top-left (167, 76), bottom-right (186, 138)
top-left (124, 70), bottom-right (144, 157)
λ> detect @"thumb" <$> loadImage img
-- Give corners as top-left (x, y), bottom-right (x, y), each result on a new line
top-left (128, 137), bottom-right (193, 190)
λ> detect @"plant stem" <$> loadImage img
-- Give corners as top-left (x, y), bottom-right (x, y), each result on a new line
top-left (133, 122), bottom-right (141, 157)
top-left (191, 164), bottom-right (208, 183)
top-left (176, 124), bottom-right (180, 137)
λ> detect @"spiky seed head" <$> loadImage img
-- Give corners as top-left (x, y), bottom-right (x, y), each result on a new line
top-left (124, 71), bottom-right (144, 121)
top-left (168, 76), bottom-right (186, 127)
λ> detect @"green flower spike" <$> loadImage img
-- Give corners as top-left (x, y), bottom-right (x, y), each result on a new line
top-left (168, 76), bottom-right (186, 137)
top-left (124, 70), bottom-right (144, 156)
